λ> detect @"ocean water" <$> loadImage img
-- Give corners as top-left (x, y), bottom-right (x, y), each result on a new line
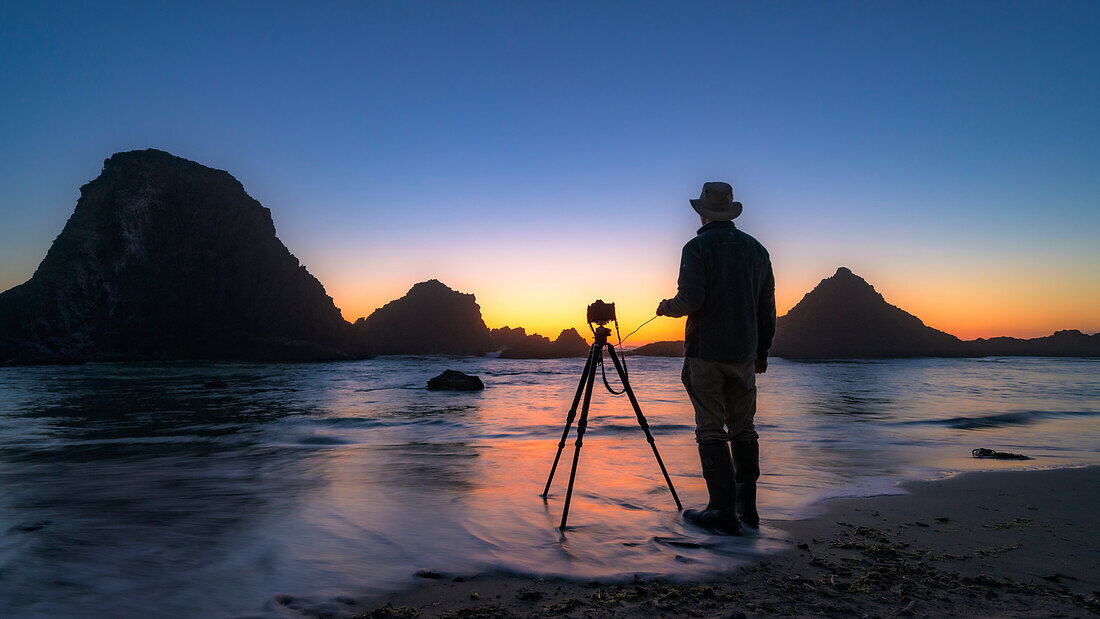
top-left (0, 356), bottom-right (1097, 617)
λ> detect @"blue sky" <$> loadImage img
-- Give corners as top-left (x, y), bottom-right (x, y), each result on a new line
top-left (2, 1), bottom-right (1097, 339)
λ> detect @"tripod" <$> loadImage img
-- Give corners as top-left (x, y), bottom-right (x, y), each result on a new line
top-left (541, 324), bottom-right (682, 529)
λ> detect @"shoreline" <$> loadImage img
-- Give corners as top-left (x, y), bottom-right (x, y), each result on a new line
top-left (353, 466), bottom-right (1100, 618)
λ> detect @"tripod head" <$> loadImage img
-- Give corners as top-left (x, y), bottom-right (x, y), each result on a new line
top-left (590, 325), bottom-right (612, 346)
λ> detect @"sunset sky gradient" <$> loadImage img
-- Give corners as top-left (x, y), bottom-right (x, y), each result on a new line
top-left (1, 1), bottom-right (1097, 343)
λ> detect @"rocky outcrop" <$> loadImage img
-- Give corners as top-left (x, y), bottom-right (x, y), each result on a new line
top-left (426, 369), bottom-right (485, 391)
top-left (489, 326), bottom-right (533, 352)
top-left (965, 329), bottom-right (1100, 357)
top-left (352, 280), bottom-right (493, 355)
top-left (0, 149), bottom-right (358, 364)
top-left (770, 268), bottom-right (1099, 359)
top-left (496, 327), bottom-right (590, 359)
top-left (627, 340), bottom-right (685, 357)
top-left (770, 267), bottom-right (965, 359)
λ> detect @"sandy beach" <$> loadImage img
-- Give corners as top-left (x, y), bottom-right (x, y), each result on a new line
top-left (357, 466), bottom-right (1099, 618)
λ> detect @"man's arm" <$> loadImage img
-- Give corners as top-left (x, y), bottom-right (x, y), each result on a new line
top-left (756, 258), bottom-right (776, 363)
top-left (657, 243), bottom-right (705, 318)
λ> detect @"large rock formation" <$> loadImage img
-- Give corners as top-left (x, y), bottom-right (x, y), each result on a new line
top-left (0, 149), bottom-right (357, 363)
top-left (352, 279), bottom-right (493, 355)
top-left (771, 267), bottom-right (964, 359)
top-left (495, 327), bottom-right (590, 359)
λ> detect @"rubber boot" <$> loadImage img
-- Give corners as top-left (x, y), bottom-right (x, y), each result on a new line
top-left (732, 439), bottom-right (760, 527)
top-left (683, 441), bottom-right (741, 535)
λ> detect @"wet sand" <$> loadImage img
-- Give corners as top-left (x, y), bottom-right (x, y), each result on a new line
top-left (356, 466), bottom-right (1099, 618)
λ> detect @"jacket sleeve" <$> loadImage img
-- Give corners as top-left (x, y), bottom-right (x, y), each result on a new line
top-left (756, 259), bottom-right (776, 360)
top-left (660, 243), bottom-right (705, 318)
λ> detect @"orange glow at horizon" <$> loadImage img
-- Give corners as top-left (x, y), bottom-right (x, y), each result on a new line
top-left (291, 185), bottom-right (1100, 346)
top-left (323, 261), bottom-right (1100, 346)
top-left (1, 241), bottom-right (1095, 344)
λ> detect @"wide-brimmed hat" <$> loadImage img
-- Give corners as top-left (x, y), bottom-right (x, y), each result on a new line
top-left (690, 181), bottom-right (742, 221)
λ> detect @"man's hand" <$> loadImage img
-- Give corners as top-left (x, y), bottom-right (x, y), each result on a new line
top-left (754, 358), bottom-right (768, 374)
top-left (656, 300), bottom-right (668, 316)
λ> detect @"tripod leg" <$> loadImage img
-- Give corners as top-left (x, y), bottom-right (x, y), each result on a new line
top-left (606, 345), bottom-right (683, 510)
top-left (542, 344), bottom-right (598, 497)
top-left (559, 349), bottom-right (599, 529)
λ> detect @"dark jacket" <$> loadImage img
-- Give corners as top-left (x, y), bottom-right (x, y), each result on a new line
top-left (660, 221), bottom-right (775, 363)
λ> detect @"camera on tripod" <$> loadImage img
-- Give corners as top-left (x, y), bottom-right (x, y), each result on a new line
top-left (543, 297), bottom-right (682, 529)
top-left (586, 299), bottom-right (616, 326)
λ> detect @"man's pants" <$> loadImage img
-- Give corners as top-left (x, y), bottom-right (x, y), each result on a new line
top-left (681, 356), bottom-right (759, 444)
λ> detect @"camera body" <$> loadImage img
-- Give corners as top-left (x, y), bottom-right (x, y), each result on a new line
top-left (586, 299), bottom-right (616, 325)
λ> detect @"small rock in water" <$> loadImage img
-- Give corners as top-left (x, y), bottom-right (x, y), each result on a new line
top-left (416, 569), bottom-right (443, 579)
top-left (972, 447), bottom-right (1031, 460)
top-left (426, 370), bottom-right (484, 391)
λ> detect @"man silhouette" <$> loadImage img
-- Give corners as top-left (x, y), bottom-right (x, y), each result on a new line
top-left (657, 181), bottom-right (776, 534)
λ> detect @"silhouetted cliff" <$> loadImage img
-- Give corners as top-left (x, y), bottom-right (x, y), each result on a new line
top-left (489, 326), bottom-right (534, 352)
top-left (771, 267), bottom-right (964, 359)
top-left (0, 149), bottom-right (357, 364)
top-left (495, 327), bottom-right (589, 358)
top-left (627, 340), bottom-right (685, 357)
top-left (966, 329), bottom-right (1100, 357)
top-left (769, 268), bottom-right (1099, 359)
top-left (352, 280), bottom-right (493, 355)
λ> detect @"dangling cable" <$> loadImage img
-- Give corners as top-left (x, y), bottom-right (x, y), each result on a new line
top-left (619, 315), bottom-right (658, 346)
top-left (599, 352), bottom-right (624, 395)
top-left (600, 318), bottom-right (627, 395)
top-left (595, 314), bottom-right (661, 396)
top-left (614, 317), bottom-right (628, 384)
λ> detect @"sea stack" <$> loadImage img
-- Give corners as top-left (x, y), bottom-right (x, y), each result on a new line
top-left (0, 149), bottom-right (357, 364)
top-left (770, 267), bottom-right (963, 359)
top-left (352, 279), bottom-right (493, 355)
top-left (495, 327), bottom-right (590, 358)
